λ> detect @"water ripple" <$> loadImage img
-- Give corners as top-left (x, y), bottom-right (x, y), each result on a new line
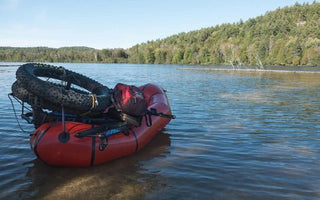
top-left (1, 64), bottom-right (320, 199)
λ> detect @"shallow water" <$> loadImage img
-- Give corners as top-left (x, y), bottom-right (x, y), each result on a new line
top-left (1, 63), bottom-right (320, 199)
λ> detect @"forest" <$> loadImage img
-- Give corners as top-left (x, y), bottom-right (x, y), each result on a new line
top-left (1, 2), bottom-right (319, 66)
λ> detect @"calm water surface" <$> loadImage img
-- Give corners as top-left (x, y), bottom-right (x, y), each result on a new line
top-left (0, 63), bottom-right (320, 200)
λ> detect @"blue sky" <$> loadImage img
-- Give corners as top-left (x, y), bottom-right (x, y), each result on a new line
top-left (0, 0), bottom-right (317, 49)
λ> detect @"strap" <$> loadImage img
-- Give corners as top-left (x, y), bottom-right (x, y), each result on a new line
top-left (145, 108), bottom-right (175, 127)
top-left (147, 108), bottom-right (176, 119)
top-left (80, 94), bottom-right (98, 116)
top-left (74, 122), bottom-right (129, 138)
top-left (120, 113), bottom-right (141, 127)
top-left (145, 112), bottom-right (152, 127)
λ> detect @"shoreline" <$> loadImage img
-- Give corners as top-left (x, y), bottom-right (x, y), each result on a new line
top-left (178, 68), bottom-right (320, 74)
top-left (0, 64), bottom-right (21, 67)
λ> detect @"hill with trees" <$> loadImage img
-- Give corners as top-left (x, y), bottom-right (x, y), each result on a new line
top-left (127, 2), bottom-right (320, 66)
top-left (1, 2), bottom-right (319, 66)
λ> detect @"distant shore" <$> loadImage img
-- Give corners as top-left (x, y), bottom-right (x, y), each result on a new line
top-left (178, 68), bottom-right (320, 74)
top-left (1, 63), bottom-right (320, 73)
top-left (0, 64), bottom-right (21, 67)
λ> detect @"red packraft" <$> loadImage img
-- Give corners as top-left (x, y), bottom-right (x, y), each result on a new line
top-left (113, 83), bottom-right (148, 116)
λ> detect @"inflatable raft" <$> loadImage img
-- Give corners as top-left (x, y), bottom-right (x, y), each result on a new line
top-left (10, 63), bottom-right (174, 167)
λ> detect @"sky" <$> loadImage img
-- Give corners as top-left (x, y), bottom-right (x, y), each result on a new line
top-left (0, 0), bottom-right (317, 49)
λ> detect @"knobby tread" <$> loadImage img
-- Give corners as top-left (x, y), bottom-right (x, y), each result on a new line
top-left (14, 63), bottom-right (111, 114)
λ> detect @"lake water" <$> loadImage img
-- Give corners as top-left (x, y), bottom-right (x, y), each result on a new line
top-left (1, 63), bottom-right (320, 200)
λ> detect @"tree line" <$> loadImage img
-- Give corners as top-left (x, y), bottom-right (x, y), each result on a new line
top-left (1, 2), bottom-right (319, 66)
top-left (0, 46), bottom-right (128, 63)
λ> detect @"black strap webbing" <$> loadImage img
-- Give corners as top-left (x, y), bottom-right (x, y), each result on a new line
top-left (147, 108), bottom-right (176, 119)
top-left (145, 108), bottom-right (175, 127)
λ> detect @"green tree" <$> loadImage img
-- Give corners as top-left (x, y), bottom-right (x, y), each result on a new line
top-left (145, 48), bottom-right (155, 64)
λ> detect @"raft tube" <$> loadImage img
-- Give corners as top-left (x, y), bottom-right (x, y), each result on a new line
top-left (30, 84), bottom-right (172, 167)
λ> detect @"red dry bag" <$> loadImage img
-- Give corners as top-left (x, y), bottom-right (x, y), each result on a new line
top-left (113, 83), bottom-right (147, 116)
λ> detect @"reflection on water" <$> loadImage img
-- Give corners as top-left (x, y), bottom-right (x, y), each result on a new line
top-left (23, 133), bottom-right (170, 200)
top-left (1, 64), bottom-right (320, 199)
top-left (221, 73), bottom-right (320, 105)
